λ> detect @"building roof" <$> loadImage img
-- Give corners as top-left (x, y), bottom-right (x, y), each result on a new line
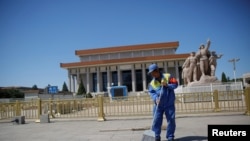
top-left (60, 53), bottom-right (189, 69)
top-left (75, 41), bottom-right (179, 56)
top-left (243, 73), bottom-right (250, 77)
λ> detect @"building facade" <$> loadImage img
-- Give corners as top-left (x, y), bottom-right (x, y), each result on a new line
top-left (60, 41), bottom-right (189, 94)
top-left (243, 73), bottom-right (250, 88)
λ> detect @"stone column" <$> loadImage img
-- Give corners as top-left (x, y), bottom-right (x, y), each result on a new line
top-left (175, 61), bottom-right (180, 82)
top-left (97, 67), bottom-right (100, 92)
top-left (68, 70), bottom-right (72, 92)
top-left (76, 68), bottom-right (80, 91)
top-left (86, 68), bottom-right (90, 93)
top-left (131, 64), bottom-right (136, 92)
top-left (107, 66), bottom-right (111, 88)
top-left (164, 61), bottom-right (168, 73)
top-left (118, 65), bottom-right (121, 86)
top-left (142, 64), bottom-right (147, 91)
top-left (72, 75), bottom-right (76, 93)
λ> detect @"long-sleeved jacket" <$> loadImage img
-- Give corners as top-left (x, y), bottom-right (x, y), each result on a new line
top-left (148, 73), bottom-right (178, 107)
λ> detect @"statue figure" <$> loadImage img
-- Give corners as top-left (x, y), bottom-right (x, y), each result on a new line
top-left (182, 38), bottom-right (223, 86)
top-left (195, 39), bottom-right (211, 79)
top-left (182, 52), bottom-right (198, 85)
top-left (182, 63), bottom-right (189, 86)
top-left (209, 51), bottom-right (223, 76)
top-left (188, 52), bottom-right (198, 82)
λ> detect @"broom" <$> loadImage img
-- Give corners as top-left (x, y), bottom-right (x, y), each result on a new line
top-left (141, 82), bottom-right (164, 141)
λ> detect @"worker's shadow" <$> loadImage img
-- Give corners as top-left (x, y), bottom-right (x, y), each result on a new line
top-left (174, 136), bottom-right (207, 141)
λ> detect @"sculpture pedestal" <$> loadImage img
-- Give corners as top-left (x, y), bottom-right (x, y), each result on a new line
top-left (188, 75), bottom-right (221, 87)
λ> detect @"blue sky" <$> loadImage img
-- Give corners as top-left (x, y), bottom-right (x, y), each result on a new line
top-left (0, 0), bottom-right (249, 90)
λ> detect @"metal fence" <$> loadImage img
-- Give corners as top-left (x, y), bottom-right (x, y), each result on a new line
top-left (175, 82), bottom-right (243, 93)
top-left (1, 88), bottom-right (250, 121)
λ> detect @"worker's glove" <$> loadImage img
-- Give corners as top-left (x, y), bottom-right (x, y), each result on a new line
top-left (161, 79), bottom-right (168, 87)
top-left (156, 97), bottom-right (160, 105)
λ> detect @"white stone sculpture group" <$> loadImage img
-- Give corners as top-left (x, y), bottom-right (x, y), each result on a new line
top-left (182, 39), bottom-right (223, 86)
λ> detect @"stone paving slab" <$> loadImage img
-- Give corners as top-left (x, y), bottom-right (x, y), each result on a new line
top-left (0, 113), bottom-right (249, 141)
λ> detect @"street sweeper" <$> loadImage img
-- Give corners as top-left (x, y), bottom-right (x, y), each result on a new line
top-left (148, 63), bottom-right (178, 141)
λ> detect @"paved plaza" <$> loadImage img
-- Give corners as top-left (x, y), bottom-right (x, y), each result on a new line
top-left (0, 112), bottom-right (249, 141)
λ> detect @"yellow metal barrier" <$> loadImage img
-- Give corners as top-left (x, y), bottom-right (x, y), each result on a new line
top-left (49, 98), bottom-right (55, 118)
top-left (1, 89), bottom-right (249, 121)
top-left (245, 87), bottom-right (250, 115)
top-left (15, 100), bottom-right (21, 116)
top-left (35, 98), bottom-right (42, 122)
top-left (213, 90), bottom-right (221, 112)
top-left (97, 95), bottom-right (106, 121)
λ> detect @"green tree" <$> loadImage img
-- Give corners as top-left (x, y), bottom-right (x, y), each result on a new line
top-left (77, 79), bottom-right (86, 96)
top-left (62, 82), bottom-right (69, 92)
top-left (86, 92), bottom-right (93, 98)
top-left (221, 72), bottom-right (227, 82)
top-left (12, 89), bottom-right (24, 98)
top-left (0, 89), bottom-right (9, 98)
top-left (32, 84), bottom-right (38, 90)
top-left (0, 89), bottom-right (24, 98)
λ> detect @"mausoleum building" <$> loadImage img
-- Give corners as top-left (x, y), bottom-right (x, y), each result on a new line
top-left (60, 41), bottom-right (189, 94)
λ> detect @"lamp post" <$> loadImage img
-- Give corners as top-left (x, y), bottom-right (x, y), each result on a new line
top-left (228, 58), bottom-right (240, 84)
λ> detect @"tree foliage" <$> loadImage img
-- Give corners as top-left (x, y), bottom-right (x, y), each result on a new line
top-left (221, 72), bottom-right (227, 82)
top-left (32, 84), bottom-right (38, 90)
top-left (62, 82), bottom-right (69, 92)
top-left (0, 89), bottom-right (24, 98)
top-left (77, 79), bottom-right (86, 96)
top-left (86, 92), bottom-right (93, 98)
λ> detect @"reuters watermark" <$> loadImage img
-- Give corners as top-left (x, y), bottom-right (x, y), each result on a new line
top-left (208, 125), bottom-right (249, 140)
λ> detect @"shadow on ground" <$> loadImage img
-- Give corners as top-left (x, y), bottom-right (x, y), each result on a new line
top-left (175, 136), bottom-right (207, 141)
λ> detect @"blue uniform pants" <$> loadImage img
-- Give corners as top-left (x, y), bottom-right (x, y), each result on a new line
top-left (152, 104), bottom-right (176, 140)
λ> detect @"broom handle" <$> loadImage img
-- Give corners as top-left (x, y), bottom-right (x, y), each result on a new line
top-left (151, 84), bottom-right (164, 130)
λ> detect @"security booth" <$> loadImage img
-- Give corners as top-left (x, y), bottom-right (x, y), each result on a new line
top-left (109, 86), bottom-right (128, 100)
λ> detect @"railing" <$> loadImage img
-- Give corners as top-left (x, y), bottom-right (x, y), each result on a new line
top-left (1, 88), bottom-right (250, 121)
top-left (175, 82), bottom-right (243, 93)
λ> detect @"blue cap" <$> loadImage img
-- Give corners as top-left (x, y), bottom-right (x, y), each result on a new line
top-left (148, 64), bottom-right (158, 74)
